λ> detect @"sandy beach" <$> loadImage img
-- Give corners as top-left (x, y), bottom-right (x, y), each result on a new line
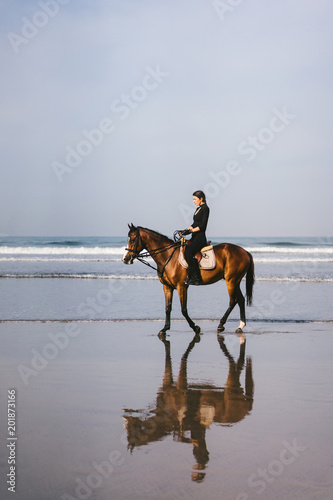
top-left (1, 319), bottom-right (332, 500)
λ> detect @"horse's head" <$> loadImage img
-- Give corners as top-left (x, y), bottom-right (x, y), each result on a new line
top-left (122, 224), bottom-right (144, 264)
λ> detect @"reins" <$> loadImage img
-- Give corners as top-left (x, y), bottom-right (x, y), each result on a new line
top-left (136, 245), bottom-right (180, 280)
top-left (125, 229), bottom-right (184, 282)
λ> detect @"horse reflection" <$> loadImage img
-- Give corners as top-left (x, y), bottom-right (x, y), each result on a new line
top-left (123, 334), bottom-right (254, 482)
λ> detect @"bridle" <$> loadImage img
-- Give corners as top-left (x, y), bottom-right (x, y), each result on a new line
top-left (126, 227), bottom-right (144, 263)
top-left (125, 227), bottom-right (183, 282)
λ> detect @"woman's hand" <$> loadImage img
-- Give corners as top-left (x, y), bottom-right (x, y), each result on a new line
top-left (180, 226), bottom-right (200, 236)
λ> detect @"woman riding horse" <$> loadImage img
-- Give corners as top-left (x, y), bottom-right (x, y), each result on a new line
top-left (181, 190), bottom-right (210, 286)
top-left (123, 219), bottom-right (254, 334)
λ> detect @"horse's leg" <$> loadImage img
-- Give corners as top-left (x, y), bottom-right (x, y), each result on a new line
top-left (217, 280), bottom-right (239, 333)
top-left (159, 284), bottom-right (174, 334)
top-left (236, 287), bottom-right (246, 333)
top-left (177, 285), bottom-right (201, 334)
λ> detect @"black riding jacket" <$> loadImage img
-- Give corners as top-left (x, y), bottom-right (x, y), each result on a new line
top-left (192, 203), bottom-right (210, 237)
top-left (184, 203), bottom-right (210, 260)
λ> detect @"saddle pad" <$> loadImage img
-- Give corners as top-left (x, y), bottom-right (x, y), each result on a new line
top-left (179, 246), bottom-right (216, 270)
top-left (201, 244), bottom-right (213, 253)
top-left (199, 246), bottom-right (216, 269)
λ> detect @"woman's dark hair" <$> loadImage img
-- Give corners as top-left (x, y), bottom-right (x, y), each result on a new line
top-left (193, 190), bottom-right (206, 203)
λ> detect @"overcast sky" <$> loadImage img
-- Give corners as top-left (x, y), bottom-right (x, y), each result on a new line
top-left (1, 0), bottom-right (332, 237)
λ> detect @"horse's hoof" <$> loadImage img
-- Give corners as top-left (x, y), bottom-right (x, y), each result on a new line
top-left (217, 325), bottom-right (225, 333)
top-left (235, 327), bottom-right (243, 333)
top-left (194, 325), bottom-right (201, 334)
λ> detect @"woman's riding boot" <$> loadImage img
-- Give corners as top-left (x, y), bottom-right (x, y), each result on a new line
top-left (185, 258), bottom-right (201, 286)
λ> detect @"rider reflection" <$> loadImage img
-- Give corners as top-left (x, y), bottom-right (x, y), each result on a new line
top-left (123, 333), bottom-right (254, 482)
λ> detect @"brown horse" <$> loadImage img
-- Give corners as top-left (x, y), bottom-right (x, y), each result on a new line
top-left (122, 224), bottom-right (255, 334)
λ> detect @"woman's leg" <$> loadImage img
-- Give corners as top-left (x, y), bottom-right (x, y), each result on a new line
top-left (184, 239), bottom-right (204, 285)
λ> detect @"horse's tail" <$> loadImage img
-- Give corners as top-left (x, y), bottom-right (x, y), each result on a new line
top-left (246, 252), bottom-right (255, 306)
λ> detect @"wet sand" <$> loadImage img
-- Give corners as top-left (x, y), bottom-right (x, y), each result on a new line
top-left (0, 320), bottom-right (332, 500)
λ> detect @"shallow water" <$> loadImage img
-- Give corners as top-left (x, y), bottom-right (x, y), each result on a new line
top-left (0, 321), bottom-right (332, 500)
top-left (0, 277), bottom-right (332, 323)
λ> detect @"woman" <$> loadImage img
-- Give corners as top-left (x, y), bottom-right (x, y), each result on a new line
top-left (182, 190), bottom-right (210, 286)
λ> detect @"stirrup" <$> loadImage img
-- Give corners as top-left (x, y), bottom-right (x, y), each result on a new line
top-left (185, 274), bottom-right (201, 286)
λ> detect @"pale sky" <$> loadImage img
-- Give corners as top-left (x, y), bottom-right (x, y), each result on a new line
top-left (1, 0), bottom-right (332, 237)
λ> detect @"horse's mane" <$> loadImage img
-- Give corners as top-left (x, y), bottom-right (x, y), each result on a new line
top-left (138, 227), bottom-right (173, 244)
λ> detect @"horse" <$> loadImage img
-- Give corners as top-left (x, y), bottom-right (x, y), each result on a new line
top-left (122, 224), bottom-right (255, 335)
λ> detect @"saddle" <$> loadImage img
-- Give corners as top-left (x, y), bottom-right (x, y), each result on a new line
top-left (179, 242), bottom-right (216, 270)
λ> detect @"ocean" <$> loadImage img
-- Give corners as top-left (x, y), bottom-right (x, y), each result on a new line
top-left (0, 235), bottom-right (332, 323)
